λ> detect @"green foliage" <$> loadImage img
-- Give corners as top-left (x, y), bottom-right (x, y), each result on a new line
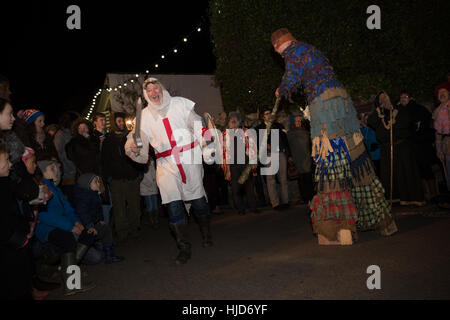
top-left (209, 0), bottom-right (450, 113)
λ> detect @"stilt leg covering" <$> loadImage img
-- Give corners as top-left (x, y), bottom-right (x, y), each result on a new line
top-left (309, 88), bottom-right (398, 243)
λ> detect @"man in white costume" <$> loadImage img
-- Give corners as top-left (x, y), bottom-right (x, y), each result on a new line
top-left (125, 77), bottom-right (213, 265)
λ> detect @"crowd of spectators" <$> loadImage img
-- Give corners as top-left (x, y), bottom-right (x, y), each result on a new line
top-left (1, 71), bottom-right (449, 299)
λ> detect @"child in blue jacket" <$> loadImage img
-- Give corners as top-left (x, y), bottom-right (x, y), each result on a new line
top-left (72, 173), bottom-right (124, 264)
top-left (34, 160), bottom-right (96, 296)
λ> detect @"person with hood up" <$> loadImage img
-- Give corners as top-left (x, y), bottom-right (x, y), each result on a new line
top-left (125, 77), bottom-right (214, 265)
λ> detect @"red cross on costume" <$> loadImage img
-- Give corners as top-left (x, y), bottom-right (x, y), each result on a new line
top-left (155, 118), bottom-right (207, 184)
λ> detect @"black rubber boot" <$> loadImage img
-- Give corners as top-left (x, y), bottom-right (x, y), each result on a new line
top-left (169, 220), bottom-right (191, 265)
top-left (103, 244), bottom-right (125, 264)
top-left (197, 215), bottom-right (213, 248)
top-left (36, 262), bottom-right (61, 284)
top-left (61, 252), bottom-right (96, 296)
top-left (75, 243), bottom-right (90, 264)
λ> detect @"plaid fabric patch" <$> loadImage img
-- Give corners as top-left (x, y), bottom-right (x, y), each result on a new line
top-left (315, 149), bottom-right (353, 192)
top-left (352, 176), bottom-right (392, 230)
top-left (310, 190), bottom-right (358, 223)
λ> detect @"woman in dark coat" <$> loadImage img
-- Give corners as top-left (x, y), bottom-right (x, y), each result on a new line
top-left (287, 113), bottom-right (314, 203)
top-left (66, 118), bottom-right (101, 176)
top-left (367, 91), bottom-right (424, 206)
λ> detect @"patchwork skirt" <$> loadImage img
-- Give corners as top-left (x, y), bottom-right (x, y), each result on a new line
top-left (309, 87), bottom-right (397, 240)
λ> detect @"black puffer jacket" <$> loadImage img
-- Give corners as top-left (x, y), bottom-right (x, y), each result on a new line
top-left (66, 134), bottom-right (101, 176)
top-left (72, 174), bottom-right (104, 227)
top-left (9, 161), bottom-right (39, 221)
top-left (102, 131), bottom-right (143, 180)
top-left (0, 176), bottom-right (33, 299)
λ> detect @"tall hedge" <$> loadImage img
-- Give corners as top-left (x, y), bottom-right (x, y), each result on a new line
top-left (209, 0), bottom-right (450, 113)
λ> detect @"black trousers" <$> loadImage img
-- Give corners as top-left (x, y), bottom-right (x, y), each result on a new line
top-left (230, 165), bottom-right (256, 212)
top-left (47, 228), bottom-right (95, 254)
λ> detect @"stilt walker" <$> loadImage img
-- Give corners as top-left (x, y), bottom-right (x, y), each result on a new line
top-left (271, 29), bottom-right (398, 245)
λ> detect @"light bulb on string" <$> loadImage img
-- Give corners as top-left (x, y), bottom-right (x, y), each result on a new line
top-left (85, 19), bottom-right (206, 116)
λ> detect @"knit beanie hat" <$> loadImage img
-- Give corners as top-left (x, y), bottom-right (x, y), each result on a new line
top-left (37, 160), bottom-right (55, 174)
top-left (21, 147), bottom-right (35, 163)
top-left (77, 172), bottom-right (98, 190)
top-left (21, 109), bottom-right (44, 124)
top-left (434, 82), bottom-right (450, 98)
top-left (271, 28), bottom-right (296, 45)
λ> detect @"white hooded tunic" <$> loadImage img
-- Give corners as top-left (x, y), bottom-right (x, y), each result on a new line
top-left (125, 79), bottom-right (206, 204)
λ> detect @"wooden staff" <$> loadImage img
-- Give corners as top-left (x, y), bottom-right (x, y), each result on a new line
top-left (238, 97), bottom-right (281, 184)
top-left (389, 108), bottom-right (393, 209)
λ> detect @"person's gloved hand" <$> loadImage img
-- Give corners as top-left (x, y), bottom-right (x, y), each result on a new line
top-left (301, 105), bottom-right (311, 121)
top-left (202, 144), bottom-right (216, 165)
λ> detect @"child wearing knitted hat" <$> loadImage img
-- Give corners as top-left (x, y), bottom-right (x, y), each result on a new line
top-left (34, 159), bottom-right (97, 296)
top-left (72, 173), bottom-right (125, 264)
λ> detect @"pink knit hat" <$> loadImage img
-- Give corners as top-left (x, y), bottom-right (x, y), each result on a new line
top-left (21, 147), bottom-right (35, 163)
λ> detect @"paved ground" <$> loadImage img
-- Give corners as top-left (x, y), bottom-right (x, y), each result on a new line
top-left (48, 204), bottom-right (450, 300)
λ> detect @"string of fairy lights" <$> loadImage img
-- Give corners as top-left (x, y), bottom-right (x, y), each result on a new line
top-left (85, 22), bottom-right (205, 120)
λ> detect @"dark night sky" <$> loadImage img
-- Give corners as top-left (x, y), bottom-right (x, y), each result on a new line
top-left (1, 0), bottom-right (215, 123)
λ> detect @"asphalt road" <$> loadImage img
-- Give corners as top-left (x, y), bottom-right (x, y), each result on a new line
top-left (48, 204), bottom-right (450, 300)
